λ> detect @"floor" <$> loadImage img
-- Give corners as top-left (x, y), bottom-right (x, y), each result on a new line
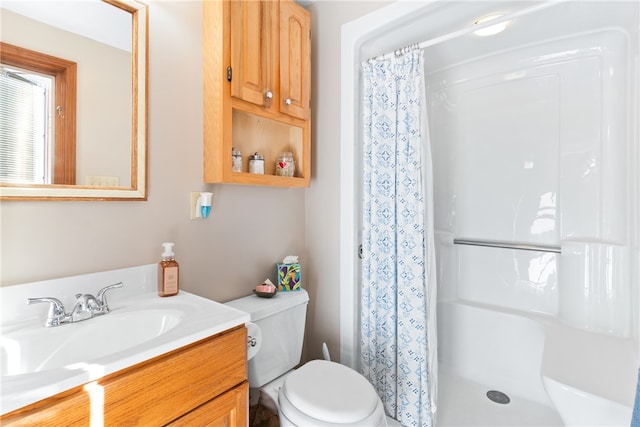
top-left (249, 403), bottom-right (280, 427)
top-left (249, 371), bottom-right (563, 427)
top-left (250, 403), bottom-right (402, 427)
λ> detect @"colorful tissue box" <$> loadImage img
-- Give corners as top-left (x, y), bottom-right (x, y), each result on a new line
top-left (277, 263), bottom-right (301, 291)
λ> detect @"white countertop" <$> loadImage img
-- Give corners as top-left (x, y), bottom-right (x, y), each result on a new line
top-left (0, 265), bottom-right (250, 415)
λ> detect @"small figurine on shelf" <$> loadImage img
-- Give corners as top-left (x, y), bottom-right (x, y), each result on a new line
top-left (249, 152), bottom-right (264, 174)
top-left (275, 152), bottom-right (295, 177)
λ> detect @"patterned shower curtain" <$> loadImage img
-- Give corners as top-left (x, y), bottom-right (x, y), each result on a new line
top-left (360, 47), bottom-right (437, 427)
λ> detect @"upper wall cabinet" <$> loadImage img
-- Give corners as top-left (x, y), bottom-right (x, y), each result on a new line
top-left (204, 0), bottom-right (311, 187)
top-left (230, 0), bottom-right (310, 120)
top-left (278, 1), bottom-right (311, 120)
top-left (229, 1), bottom-right (275, 110)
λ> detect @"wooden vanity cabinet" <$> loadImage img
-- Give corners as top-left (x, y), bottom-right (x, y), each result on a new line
top-left (203, 0), bottom-right (311, 187)
top-left (0, 326), bottom-right (248, 426)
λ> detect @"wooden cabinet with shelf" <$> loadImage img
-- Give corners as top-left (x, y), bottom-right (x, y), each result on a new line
top-left (0, 327), bottom-right (248, 426)
top-left (204, 0), bottom-right (311, 187)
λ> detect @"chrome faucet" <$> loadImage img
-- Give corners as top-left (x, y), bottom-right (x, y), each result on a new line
top-left (28, 282), bottom-right (124, 327)
top-left (70, 294), bottom-right (101, 321)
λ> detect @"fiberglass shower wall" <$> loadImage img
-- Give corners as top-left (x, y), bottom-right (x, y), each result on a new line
top-left (341, 0), bottom-right (640, 371)
top-left (426, 1), bottom-right (639, 339)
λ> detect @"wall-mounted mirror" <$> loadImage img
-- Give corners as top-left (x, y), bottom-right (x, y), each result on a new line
top-left (0, 0), bottom-right (147, 200)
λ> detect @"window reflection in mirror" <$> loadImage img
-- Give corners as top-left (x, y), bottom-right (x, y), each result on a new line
top-left (1, 45), bottom-right (77, 185)
top-left (0, 0), bottom-right (141, 197)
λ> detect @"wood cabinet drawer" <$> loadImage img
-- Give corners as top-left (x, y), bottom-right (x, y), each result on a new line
top-left (1, 326), bottom-right (247, 426)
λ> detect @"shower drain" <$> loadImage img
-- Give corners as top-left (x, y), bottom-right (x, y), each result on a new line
top-left (486, 390), bottom-right (511, 404)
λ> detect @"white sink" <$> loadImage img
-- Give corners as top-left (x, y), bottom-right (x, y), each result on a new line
top-left (1, 308), bottom-right (183, 376)
top-left (0, 264), bottom-right (250, 415)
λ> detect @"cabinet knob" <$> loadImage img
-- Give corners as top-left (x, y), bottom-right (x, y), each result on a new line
top-left (284, 98), bottom-right (292, 106)
top-left (265, 91), bottom-right (273, 100)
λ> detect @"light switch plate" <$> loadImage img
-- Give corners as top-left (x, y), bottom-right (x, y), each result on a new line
top-left (190, 192), bottom-right (201, 219)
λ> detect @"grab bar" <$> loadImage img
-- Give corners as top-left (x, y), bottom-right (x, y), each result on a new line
top-left (453, 238), bottom-right (561, 253)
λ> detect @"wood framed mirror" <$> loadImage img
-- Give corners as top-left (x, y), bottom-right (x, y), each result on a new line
top-left (0, 0), bottom-right (148, 200)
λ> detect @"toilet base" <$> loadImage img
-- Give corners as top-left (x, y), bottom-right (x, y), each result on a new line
top-left (249, 388), bottom-right (261, 406)
top-left (255, 371), bottom-right (290, 416)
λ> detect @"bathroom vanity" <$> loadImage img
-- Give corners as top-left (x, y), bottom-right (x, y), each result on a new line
top-left (1, 327), bottom-right (248, 426)
top-left (0, 264), bottom-right (251, 426)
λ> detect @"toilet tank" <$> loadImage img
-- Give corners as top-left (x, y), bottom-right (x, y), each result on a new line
top-left (225, 289), bottom-right (309, 387)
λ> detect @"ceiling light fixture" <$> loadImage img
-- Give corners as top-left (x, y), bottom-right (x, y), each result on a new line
top-left (473, 13), bottom-right (510, 36)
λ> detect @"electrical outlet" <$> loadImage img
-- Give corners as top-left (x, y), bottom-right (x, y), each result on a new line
top-left (86, 176), bottom-right (100, 186)
top-left (85, 175), bottom-right (119, 187)
top-left (190, 192), bottom-right (201, 220)
top-left (103, 176), bottom-right (120, 187)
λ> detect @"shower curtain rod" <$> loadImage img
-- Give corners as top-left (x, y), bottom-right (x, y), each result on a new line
top-left (369, 1), bottom-right (563, 62)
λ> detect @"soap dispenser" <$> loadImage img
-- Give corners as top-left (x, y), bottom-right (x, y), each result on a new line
top-left (158, 242), bottom-right (179, 297)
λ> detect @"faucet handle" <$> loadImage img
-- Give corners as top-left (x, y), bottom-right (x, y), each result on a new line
top-left (96, 281), bottom-right (123, 311)
top-left (27, 297), bottom-right (67, 327)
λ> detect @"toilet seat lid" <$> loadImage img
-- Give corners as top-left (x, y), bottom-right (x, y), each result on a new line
top-left (281, 360), bottom-right (380, 424)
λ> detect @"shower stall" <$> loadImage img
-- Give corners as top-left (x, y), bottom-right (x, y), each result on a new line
top-left (340, 1), bottom-right (639, 425)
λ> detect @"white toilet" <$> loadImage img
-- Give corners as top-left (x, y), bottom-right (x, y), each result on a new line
top-left (226, 289), bottom-right (387, 427)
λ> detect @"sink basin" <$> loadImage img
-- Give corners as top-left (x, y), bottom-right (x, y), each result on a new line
top-left (0, 264), bottom-right (250, 416)
top-left (1, 309), bottom-right (183, 376)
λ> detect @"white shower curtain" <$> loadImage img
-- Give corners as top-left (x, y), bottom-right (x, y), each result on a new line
top-left (360, 47), bottom-right (437, 427)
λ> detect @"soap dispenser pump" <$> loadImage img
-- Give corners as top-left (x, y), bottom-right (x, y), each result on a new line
top-left (158, 242), bottom-right (179, 297)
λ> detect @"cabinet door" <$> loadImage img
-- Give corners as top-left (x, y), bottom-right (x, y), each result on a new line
top-left (230, 0), bottom-right (277, 109)
top-left (279, 0), bottom-right (311, 120)
top-left (0, 389), bottom-right (91, 426)
top-left (168, 382), bottom-right (249, 427)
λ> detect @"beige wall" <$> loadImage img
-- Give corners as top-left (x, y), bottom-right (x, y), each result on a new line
top-left (0, 0), bottom-right (389, 364)
top-left (304, 0), bottom-right (390, 362)
top-left (0, 1), bottom-right (306, 305)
